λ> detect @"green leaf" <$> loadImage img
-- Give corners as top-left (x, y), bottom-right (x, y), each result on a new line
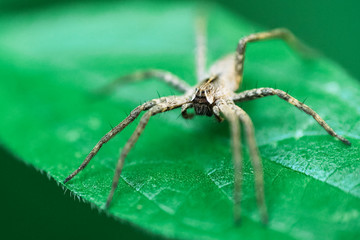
top-left (0, 1), bottom-right (359, 239)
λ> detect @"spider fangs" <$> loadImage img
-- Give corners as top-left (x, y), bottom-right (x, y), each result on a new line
top-left (63, 19), bottom-right (351, 225)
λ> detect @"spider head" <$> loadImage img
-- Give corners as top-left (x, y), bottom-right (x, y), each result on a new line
top-left (191, 76), bottom-right (217, 116)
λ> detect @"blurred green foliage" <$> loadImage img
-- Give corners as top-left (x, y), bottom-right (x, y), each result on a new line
top-left (1, 0), bottom-right (359, 80)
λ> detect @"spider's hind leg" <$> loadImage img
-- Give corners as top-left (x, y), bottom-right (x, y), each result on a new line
top-left (99, 69), bottom-right (191, 94)
top-left (195, 13), bottom-right (207, 82)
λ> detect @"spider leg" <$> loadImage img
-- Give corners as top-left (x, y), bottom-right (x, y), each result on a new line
top-left (235, 28), bottom-right (313, 87)
top-left (213, 105), bottom-right (224, 122)
top-left (106, 96), bottom-right (190, 208)
top-left (229, 102), bottom-right (268, 224)
top-left (216, 99), bottom-right (243, 224)
top-left (232, 88), bottom-right (351, 145)
top-left (99, 69), bottom-right (191, 94)
top-left (63, 97), bottom-right (177, 184)
top-left (195, 13), bottom-right (207, 82)
top-left (181, 103), bottom-right (194, 119)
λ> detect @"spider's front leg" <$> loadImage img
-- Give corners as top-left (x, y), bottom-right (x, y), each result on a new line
top-left (63, 100), bottom-right (157, 184)
top-left (217, 99), bottom-right (268, 224)
top-left (228, 102), bottom-right (268, 224)
top-left (214, 100), bottom-right (243, 224)
top-left (106, 96), bottom-right (190, 207)
top-left (232, 88), bottom-right (351, 145)
top-left (63, 96), bottom-right (188, 185)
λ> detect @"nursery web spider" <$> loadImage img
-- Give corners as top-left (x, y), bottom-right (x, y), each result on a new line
top-left (64, 17), bottom-right (351, 224)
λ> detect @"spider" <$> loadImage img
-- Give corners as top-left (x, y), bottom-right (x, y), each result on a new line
top-left (63, 17), bottom-right (351, 224)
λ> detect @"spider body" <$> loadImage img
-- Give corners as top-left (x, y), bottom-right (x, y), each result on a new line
top-left (64, 20), bottom-right (350, 224)
top-left (189, 54), bottom-right (238, 118)
top-left (192, 77), bottom-right (218, 116)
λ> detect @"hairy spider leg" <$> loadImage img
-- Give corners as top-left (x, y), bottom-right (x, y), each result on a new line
top-left (106, 96), bottom-right (190, 208)
top-left (63, 97), bottom-right (178, 184)
top-left (235, 28), bottom-right (313, 89)
top-left (232, 88), bottom-right (351, 145)
top-left (63, 104), bottom-right (149, 184)
top-left (229, 102), bottom-right (268, 224)
top-left (98, 69), bottom-right (191, 94)
top-left (216, 99), bottom-right (243, 225)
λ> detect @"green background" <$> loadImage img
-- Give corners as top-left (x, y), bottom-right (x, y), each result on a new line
top-left (1, 0), bottom-right (359, 80)
top-left (1, 1), bottom-right (359, 240)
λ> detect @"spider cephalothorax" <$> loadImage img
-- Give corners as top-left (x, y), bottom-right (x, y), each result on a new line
top-left (64, 19), bottom-right (351, 224)
top-left (191, 75), bottom-right (218, 116)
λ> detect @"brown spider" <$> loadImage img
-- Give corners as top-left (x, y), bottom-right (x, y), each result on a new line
top-left (63, 18), bottom-right (351, 224)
